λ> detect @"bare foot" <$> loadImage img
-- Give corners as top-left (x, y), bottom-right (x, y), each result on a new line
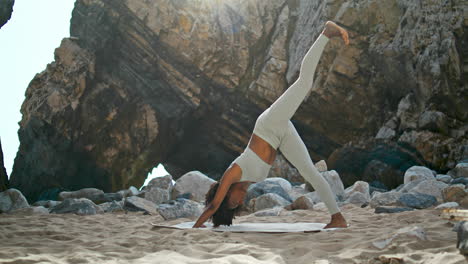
top-left (324, 212), bottom-right (348, 229)
top-left (322, 21), bottom-right (349, 45)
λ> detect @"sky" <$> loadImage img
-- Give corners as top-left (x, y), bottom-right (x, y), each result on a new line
top-left (0, 0), bottom-right (166, 187)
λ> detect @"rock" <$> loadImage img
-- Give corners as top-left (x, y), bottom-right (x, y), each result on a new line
top-left (99, 200), bottom-right (124, 213)
top-left (374, 206), bottom-right (415, 214)
top-left (328, 141), bottom-right (424, 189)
top-left (0, 188), bottom-right (29, 213)
top-left (0, 139), bottom-right (8, 192)
top-left (313, 202), bottom-right (327, 211)
top-left (321, 170), bottom-right (345, 200)
top-left (403, 166), bottom-right (435, 184)
top-left (254, 207), bottom-right (285, 217)
top-left (442, 184), bottom-right (468, 203)
top-left (452, 178), bottom-right (468, 185)
top-left (245, 179), bottom-right (292, 204)
top-left (287, 185), bottom-right (309, 201)
top-left (289, 195), bottom-right (315, 210)
top-left (373, 226), bottom-right (427, 249)
top-left (33, 200), bottom-right (61, 208)
top-left (315, 160), bottom-right (327, 172)
top-left (345, 181), bottom-right (370, 200)
top-left (401, 180), bottom-right (448, 201)
top-left (370, 191), bottom-right (402, 208)
top-left (171, 171), bottom-right (215, 202)
top-left (418, 110), bottom-right (449, 134)
top-left (128, 186), bottom-right (140, 196)
top-left (0, 0), bottom-right (14, 29)
top-left (124, 196), bottom-right (159, 215)
top-left (267, 153), bottom-right (302, 183)
top-left (457, 221), bottom-right (468, 256)
top-left (11, 206), bottom-right (49, 215)
top-left (345, 192), bottom-right (370, 205)
top-left (50, 198), bottom-right (100, 215)
top-left (435, 202), bottom-right (459, 209)
top-left (397, 193), bottom-right (437, 209)
top-left (436, 174), bottom-right (453, 184)
top-left (157, 198), bottom-right (203, 220)
top-left (449, 163), bottom-right (468, 179)
top-left (9, 0), bottom-right (467, 202)
top-left (59, 188), bottom-right (105, 201)
top-left (145, 175), bottom-right (173, 205)
top-left (254, 193), bottom-right (290, 212)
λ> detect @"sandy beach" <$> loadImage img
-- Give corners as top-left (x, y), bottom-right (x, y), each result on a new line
top-left (0, 204), bottom-right (465, 264)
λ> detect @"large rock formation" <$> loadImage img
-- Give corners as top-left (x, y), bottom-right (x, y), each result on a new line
top-left (0, 139), bottom-right (8, 191)
top-left (0, 0), bottom-right (14, 29)
top-left (10, 0), bottom-right (467, 202)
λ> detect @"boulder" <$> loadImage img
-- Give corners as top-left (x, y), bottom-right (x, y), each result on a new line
top-left (403, 166), bottom-right (435, 184)
top-left (287, 185), bottom-right (309, 201)
top-left (157, 198), bottom-right (203, 220)
top-left (58, 188), bottom-right (105, 201)
top-left (11, 206), bottom-right (49, 215)
top-left (171, 171), bottom-right (215, 202)
top-left (254, 207), bottom-right (286, 217)
top-left (452, 178), bottom-right (468, 185)
top-left (449, 163), bottom-right (468, 179)
top-left (313, 202), bottom-right (327, 211)
top-left (374, 206), bottom-right (414, 214)
top-left (435, 202), bottom-right (459, 209)
top-left (397, 193), bottom-right (437, 209)
top-left (370, 191), bottom-right (402, 208)
top-left (457, 221), bottom-right (468, 256)
top-left (0, 188), bottom-right (29, 213)
top-left (33, 200), bottom-right (61, 208)
top-left (124, 196), bottom-right (158, 215)
top-left (442, 184), bottom-right (468, 203)
top-left (289, 195), bottom-right (315, 210)
top-left (401, 180), bottom-right (448, 201)
top-left (144, 175), bottom-right (173, 205)
top-left (50, 198), bottom-right (100, 215)
top-left (345, 192), bottom-right (370, 205)
top-left (321, 170), bottom-right (345, 201)
top-left (99, 200), bottom-right (124, 213)
top-left (315, 160), bottom-right (327, 172)
top-left (436, 174), bottom-right (453, 184)
top-left (253, 193), bottom-right (290, 212)
top-left (345, 181), bottom-right (370, 200)
top-left (267, 153), bottom-right (302, 183)
top-left (245, 179), bottom-right (292, 204)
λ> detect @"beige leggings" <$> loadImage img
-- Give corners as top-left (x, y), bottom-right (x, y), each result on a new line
top-left (247, 33), bottom-right (340, 214)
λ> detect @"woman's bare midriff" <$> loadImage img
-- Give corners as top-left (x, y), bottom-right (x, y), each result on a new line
top-left (247, 134), bottom-right (277, 165)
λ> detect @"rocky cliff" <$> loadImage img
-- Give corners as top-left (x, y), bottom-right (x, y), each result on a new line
top-left (10, 0), bottom-right (467, 202)
top-left (0, 0), bottom-right (14, 29)
top-left (0, 139), bottom-right (8, 192)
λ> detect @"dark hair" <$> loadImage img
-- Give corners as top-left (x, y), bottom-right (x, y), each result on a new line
top-left (205, 182), bottom-right (242, 227)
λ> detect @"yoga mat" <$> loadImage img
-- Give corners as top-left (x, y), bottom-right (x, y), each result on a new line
top-left (151, 221), bottom-right (335, 233)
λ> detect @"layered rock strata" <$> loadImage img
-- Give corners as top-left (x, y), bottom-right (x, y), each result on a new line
top-left (10, 0), bottom-right (467, 201)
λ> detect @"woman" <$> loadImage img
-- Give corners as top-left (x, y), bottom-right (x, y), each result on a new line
top-left (193, 21), bottom-right (349, 229)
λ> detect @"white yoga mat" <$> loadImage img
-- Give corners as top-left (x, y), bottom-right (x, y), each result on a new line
top-left (151, 221), bottom-right (334, 233)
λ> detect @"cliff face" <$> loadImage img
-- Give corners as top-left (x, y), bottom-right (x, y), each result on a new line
top-left (10, 0), bottom-right (467, 201)
top-left (0, 139), bottom-right (8, 191)
top-left (0, 0), bottom-right (14, 29)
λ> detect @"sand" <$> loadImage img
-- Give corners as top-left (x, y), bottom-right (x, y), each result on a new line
top-left (0, 204), bottom-right (465, 264)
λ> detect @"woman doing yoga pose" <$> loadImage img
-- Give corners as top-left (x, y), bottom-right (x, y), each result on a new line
top-left (193, 21), bottom-right (349, 229)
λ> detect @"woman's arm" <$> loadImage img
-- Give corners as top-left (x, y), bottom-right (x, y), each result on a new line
top-left (192, 163), bottom-right (242, 228)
